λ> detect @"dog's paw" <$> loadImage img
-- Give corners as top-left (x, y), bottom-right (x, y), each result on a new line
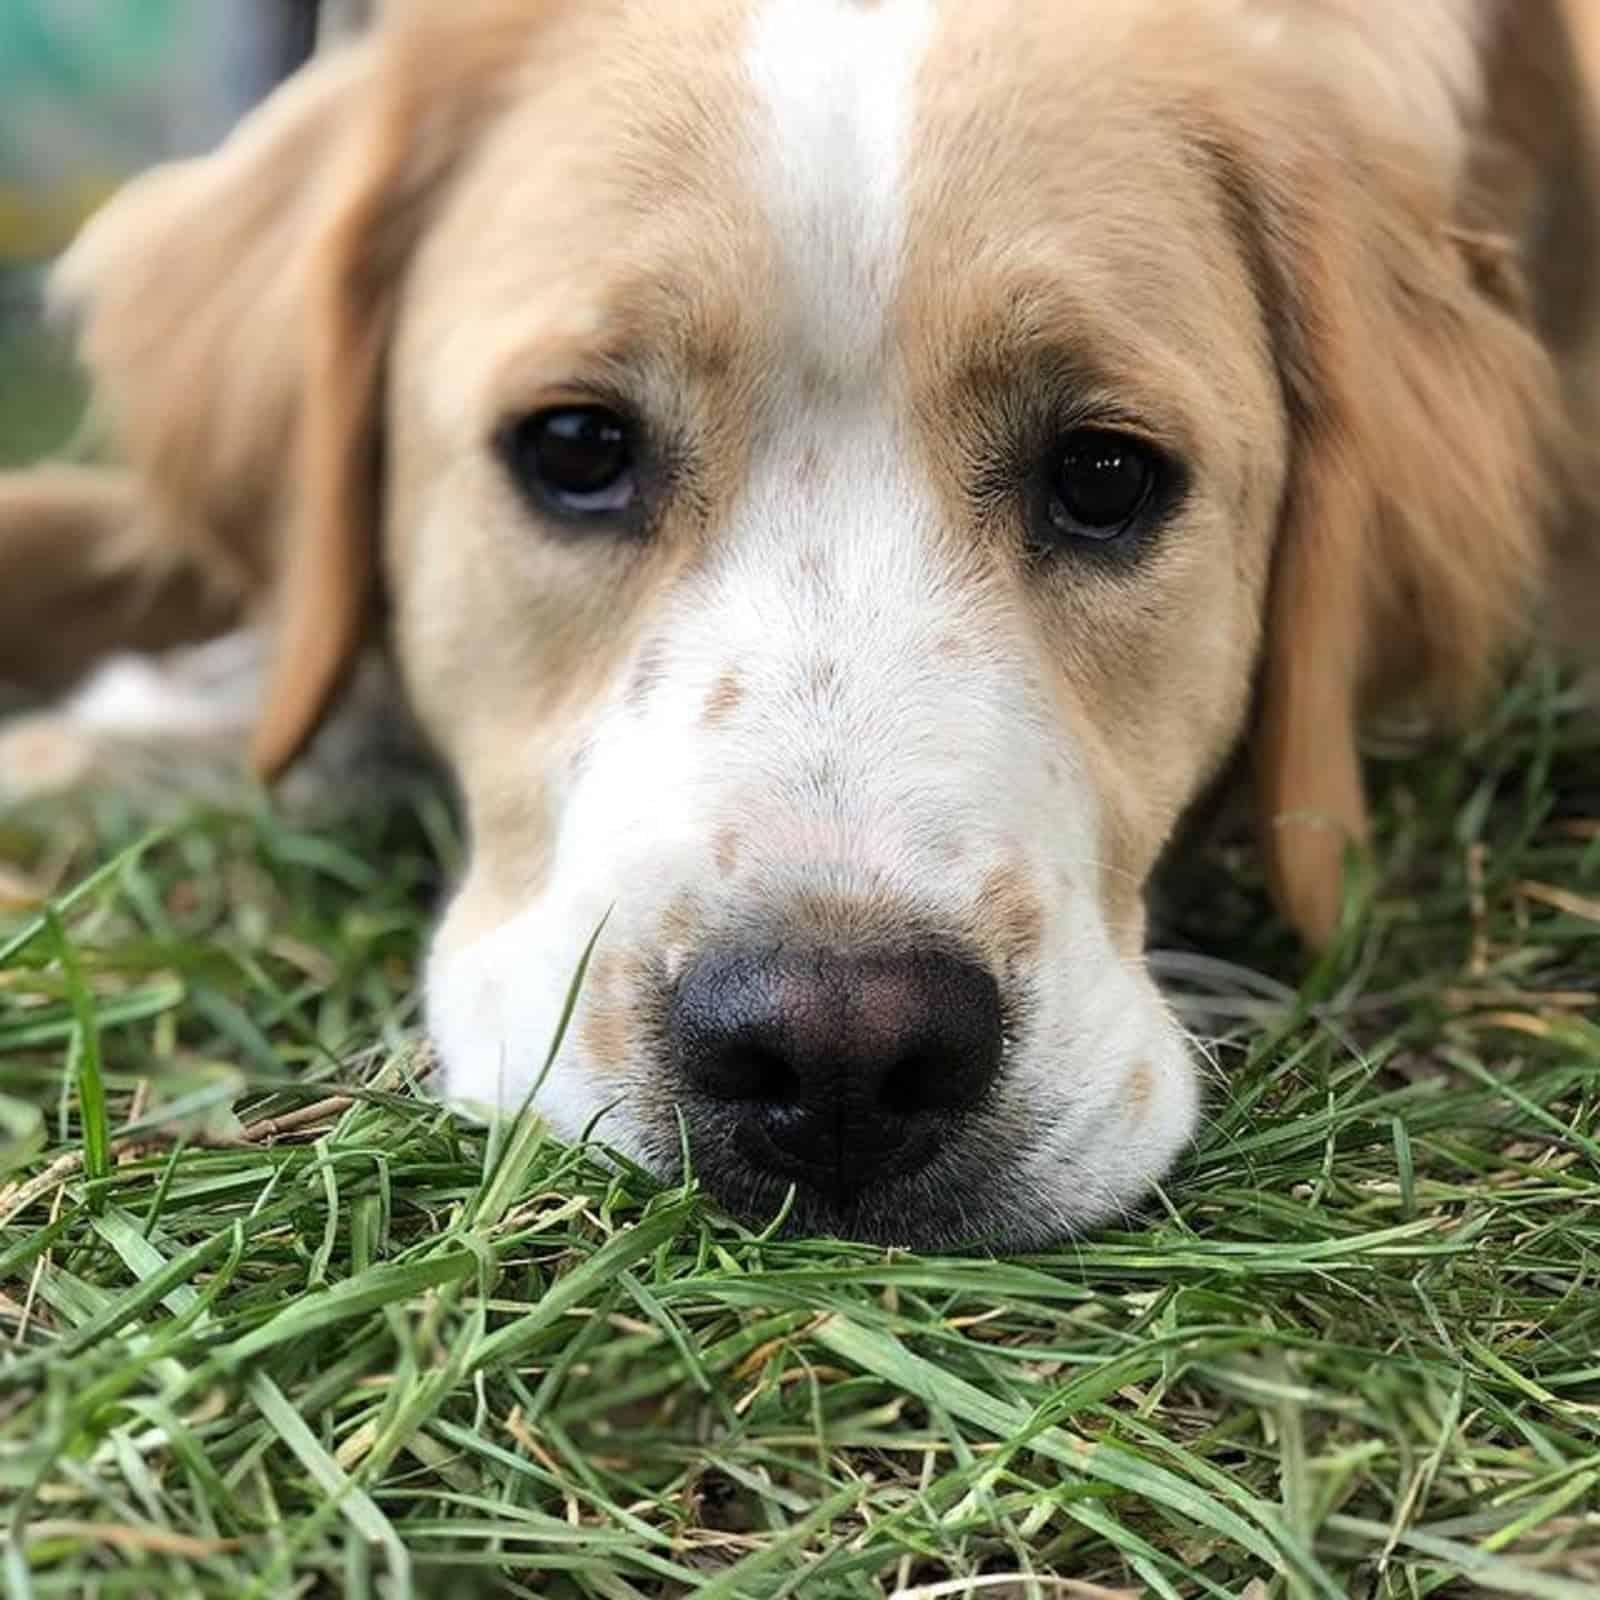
top-left (0, 643), bottom-right (261, 812)
top-left (0, 715), bottom-right (100, 804)
top-left (0, 636), bottom-right (423, 820)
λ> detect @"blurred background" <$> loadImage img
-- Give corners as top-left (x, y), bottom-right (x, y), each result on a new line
top-left (0, 0), bottom-right (354, 464)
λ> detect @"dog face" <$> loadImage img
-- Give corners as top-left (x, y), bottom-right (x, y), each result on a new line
top-left (391, 0), bottom-right (1298, 1243)
top-left (55, 0), bottom-right (1561, 1245)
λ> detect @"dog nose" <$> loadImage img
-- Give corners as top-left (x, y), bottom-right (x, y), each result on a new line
top-left (668, 947), bottom-right (1003, 1200)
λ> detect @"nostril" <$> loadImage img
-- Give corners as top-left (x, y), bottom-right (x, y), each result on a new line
top-left (736, 1047), bottom-right (801, 1106)
top-left (878, 1033), bottom-right (1001, 1117)
top-left (879, 1053), bottom-right (934, 1116)
top-left (687, 1039), bottom-right (800, 1106)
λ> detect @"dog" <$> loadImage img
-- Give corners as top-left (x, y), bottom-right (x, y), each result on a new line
top-left (1, 0), bottom-right (1597, 1247)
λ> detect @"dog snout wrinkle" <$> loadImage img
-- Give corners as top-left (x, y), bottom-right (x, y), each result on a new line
top-left (669, 946), bottom-right (1003, 1203)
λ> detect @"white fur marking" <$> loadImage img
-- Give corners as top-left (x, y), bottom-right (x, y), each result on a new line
top-left (68, 632), bottom-right (269, 738)
top-left (745, 0), bottom-right (935, 377)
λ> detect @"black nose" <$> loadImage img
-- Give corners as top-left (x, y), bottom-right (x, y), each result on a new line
top-left (668, 947), bottom-right (1004, 1201)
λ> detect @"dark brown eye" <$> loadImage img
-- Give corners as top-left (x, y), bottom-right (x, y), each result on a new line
top-left (503, 406), bottom-right (637, 517)
top-left (1047, 428), bottom-right (1160, 542)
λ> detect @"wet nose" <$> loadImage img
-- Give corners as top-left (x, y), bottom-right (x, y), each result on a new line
top-left (667, 946), bottom-right (1004, 1200)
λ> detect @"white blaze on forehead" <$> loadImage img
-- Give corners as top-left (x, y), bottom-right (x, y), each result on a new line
top-left (744, 0), bottom-right (936, 374)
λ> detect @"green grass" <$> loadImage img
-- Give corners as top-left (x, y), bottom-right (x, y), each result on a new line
top-left (0, 281), bottom-right (86, 468)
top-left (0, 359), bottom-right (1597, 1593)
top-left (0, 683), bottom-right (1593, 1599)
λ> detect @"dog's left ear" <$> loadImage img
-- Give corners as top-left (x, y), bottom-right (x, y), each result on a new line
top-left (1232, 0), bottom-right (1591, 947)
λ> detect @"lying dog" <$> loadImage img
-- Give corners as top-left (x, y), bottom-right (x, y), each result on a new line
top-left (1, 0), bottom-right (1596, 1246)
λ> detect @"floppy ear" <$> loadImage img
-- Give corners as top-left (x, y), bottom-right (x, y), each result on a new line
top-left (53, 6), bottom-right (538, 778)
top-left (1237, 3), bottom-right (1578, 948)
top-left (52, 42), bottom-right (386, 774)
top-left (54, 45), bottom-right (378, 609)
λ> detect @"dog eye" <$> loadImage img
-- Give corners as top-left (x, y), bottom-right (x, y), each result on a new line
top-left (1046, 429), bottom-right (1161, 544)
top-left (501, 406), bottom-right (637, 517)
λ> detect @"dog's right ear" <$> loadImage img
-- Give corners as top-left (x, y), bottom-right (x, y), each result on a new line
top-left (53, 6), bottom-right (539, 778)
top-left (52, 42), bottom-right (387, 777)
top-left (54, 44), bottom-right (379, 610)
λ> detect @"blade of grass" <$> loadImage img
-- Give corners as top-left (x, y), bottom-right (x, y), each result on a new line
top-left (43, 912), bottom-right (108, 1208)
top-left (815, 1314), bottom-right (1341, 1597)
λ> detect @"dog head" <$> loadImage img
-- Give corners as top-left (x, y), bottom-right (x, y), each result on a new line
top-left (58, 0), bottom-right (1564, 1245)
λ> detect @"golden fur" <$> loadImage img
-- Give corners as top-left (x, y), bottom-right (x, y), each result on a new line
top-left (1, 0), bottom-right (1596, 944)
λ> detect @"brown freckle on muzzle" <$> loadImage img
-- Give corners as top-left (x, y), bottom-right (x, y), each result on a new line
top-left (702, 669), bottom-right (746, 727)
top-left (578, 950), bottom-right (632, 1071)
top-left (588, 949), bottom-right (625, 1001)
top-left (713, 826), bottom-right (742, 877)
top-left (978, 862), bottom-right (1045, 969)
top-left (581, 999), bottom-right (632, 1073)
top-left (1126, 1061), bottom-right (1155, 1124)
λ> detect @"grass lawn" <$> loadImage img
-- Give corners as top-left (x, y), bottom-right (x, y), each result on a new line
top-left (0, 305), bottom-right (1597, 1596)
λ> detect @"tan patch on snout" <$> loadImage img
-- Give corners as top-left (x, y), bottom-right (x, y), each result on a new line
top-left (582, 947), bottom-right (656, 1075)
top-left (659, 890), bottom-right (705, 952)
top-left (713, 826), bottom-right (743, 877)
top-left (702, 670), bottom-right (746, 727)
top-left (1126, 1060), bottom-right (1155, 1125)
top-left (977, 862), bottom-right (1045, 970)
top-left (579, 948), bottom-right (644, 1073)
top-left (581, 997), bottom-right (633, 1073)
